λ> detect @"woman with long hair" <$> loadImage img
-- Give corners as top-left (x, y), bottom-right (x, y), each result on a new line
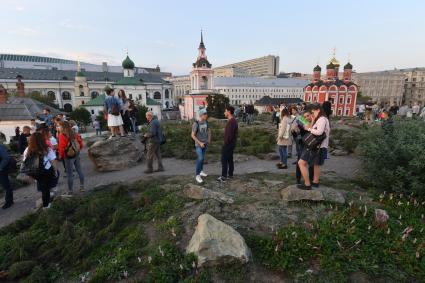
top-left (23, 132), bottom-right (57, 208)
top-left (298, 103), bottom-right (330, 190)
top-left (128, 100), bottom-right (138, 137)
top-left (58, 121), bottom-right (84, 195)
top-left (276, 108), bottom-right (292, 169)
top-left (118, 89), bottom-right (131, 135)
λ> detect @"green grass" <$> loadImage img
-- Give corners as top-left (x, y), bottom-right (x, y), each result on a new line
top-left (0, 182), bottom-right (206, 282)
top-left (160, 120), bottom-right (275, 159)
top-left (246, 192), bottom-right (425, 282)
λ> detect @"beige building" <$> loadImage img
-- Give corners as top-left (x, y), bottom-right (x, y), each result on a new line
top-left (352, 71), bottom-right (405, 106)
top-left (214, 55), bottom-right (280, 77)
top-left (213, 66), bottom-right (250, 77)
top-left (166, 75), bottom-right (191, 103)
top-left (401, 68), bottom-right (425, 106)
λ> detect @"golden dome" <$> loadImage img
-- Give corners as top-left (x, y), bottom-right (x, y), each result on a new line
top-left (329, 57), bottom-right (340, 67)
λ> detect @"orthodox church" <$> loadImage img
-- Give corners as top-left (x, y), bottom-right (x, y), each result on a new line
top-left (304, 53), bottom-right (358, 116)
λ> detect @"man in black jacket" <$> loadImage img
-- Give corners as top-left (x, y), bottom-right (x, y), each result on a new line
top-left (218, 106), bottom-right (238, 183)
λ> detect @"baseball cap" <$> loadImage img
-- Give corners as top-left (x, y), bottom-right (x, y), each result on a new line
top-left (199, 108), bottom-right (208, 116)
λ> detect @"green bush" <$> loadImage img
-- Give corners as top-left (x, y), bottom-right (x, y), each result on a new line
top-left (8, 260), bottom-right (36, 279)
top-left (359, 120), bottom-right (425, 197)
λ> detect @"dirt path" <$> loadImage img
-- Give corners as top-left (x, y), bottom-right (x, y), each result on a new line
top-left (0, 149), bottom-right (361, 228)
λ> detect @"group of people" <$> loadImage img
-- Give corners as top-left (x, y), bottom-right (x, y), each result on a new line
top-left (103, 87), bottom-right (138, 138)
top-left (1, 109), bottom-right (85, 209)
top-left (357, 101), bottom-right (425, 122)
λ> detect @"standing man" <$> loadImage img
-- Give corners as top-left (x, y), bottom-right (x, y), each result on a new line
top-left (191, 108), bottom-right (211, 183)
top-left (36, 108), bottom-right (53, 128)
top-left (217, 106), bottom-right (238, 182)
top-left (144, 112), bottom-right (164, 174)
top-left (0, 143), bottom-right (13, 209)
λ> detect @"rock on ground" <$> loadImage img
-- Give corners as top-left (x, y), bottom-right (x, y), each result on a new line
top-left (183, 184), bottom-right (234, 204)
top-left (281, 185), bottom-right (345, 204)
top-left (88, 136), bottom-right (144, 172)
top-left (280, 185), bottom-right (324, 202)
top-left (186, 214), bottom-right (250, 267)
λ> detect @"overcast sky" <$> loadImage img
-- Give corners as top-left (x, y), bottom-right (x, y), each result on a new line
top-left (1, 0), bottom-right (424, 75)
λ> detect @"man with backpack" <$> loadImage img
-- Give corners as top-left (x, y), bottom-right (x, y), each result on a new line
top-left (191, 108), bottom-right (211, 183)
top-left (144, 112), bottom-right (164, 174)
top-left (0, 144), bottom-right (13, 209)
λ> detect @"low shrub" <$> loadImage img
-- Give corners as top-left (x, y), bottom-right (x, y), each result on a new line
top-left (358, 120), bottom-right (425, 197)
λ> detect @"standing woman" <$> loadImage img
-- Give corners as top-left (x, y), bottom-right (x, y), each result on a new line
top-left (276, 108), bottom-right (291, 169)
top-left (118, 89), bottom-right (131, 134)
top-left (58, 121), bottom-right (85, 194)
top-left (298, 104), bottom-right (330, 190)
top-left (23, 132), bottom-right (57, 208)
top-left (128, 100), bottom-right (138, 137)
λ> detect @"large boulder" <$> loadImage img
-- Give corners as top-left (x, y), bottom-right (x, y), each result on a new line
top-left (183, 184), bottom-right (234, 204)
top-left (88, 137), bottom-right (144, 171)
top-left (280, 185), bottom-right (324, 202)
top-left (186, 214), bottom-right (250, 267)
top-left (317, 186), bottom-right (346, 204)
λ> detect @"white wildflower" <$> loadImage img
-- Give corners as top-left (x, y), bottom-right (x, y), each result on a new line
top-left (171, 228), bottom-right (176, 237)
top-left (192, 261), bottom-right (196, 268)
top-left (399, 214), bottom-right (402, 220)
top-left (298, 257), bottom-right (304, 262)
top-left (416, 251), bottom-right (420, 259)
top-left (363, 205), bottom-right (368, 217)
top-left (350, 219), bottom-right (356, 224)
top-left (368, 225), bottom-right (372, 230)
top-left (355, 240), bottom-right (362, 245)
top-left (123, 270), bottom-right (128, 278)
top-left (389, 194), bottom-right (393, 200)
top-left (275, 245), bottom-right (279, 252)
top-left (413, 238), bottom-right (417, 244)
top-left (159, 246), bottom-right (164, 257)
top-left (180, 264), bottom-right (184, 270)
top-left (148, 256), bottom-right (152, 263)
top-left (387, 228), bottom-right (391, 234)
top-left (138, 257), bottom-right (142, 263)
top-left (397, 201), bottom-right (403, 206)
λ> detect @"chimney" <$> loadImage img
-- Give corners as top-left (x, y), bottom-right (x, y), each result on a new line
top-left (0, 84), bottom-right (7, 104)
top-left (16, 75), bottom-right (25, 97)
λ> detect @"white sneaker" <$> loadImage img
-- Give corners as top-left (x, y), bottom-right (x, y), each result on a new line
top-left (195, 175), bottom-right (203, 184)
top-left (200, 171), bottom-right (208, 177)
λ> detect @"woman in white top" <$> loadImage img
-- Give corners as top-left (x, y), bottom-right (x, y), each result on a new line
top-left (23, 132), bottom-right (57, 208)
top-left (276, 108), bottom-right (292, 169)
top-left (298, 103), bottom-right (330, 190)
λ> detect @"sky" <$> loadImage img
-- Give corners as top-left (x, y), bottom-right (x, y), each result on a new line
top-left (1, 0), bottom-right (424, 75)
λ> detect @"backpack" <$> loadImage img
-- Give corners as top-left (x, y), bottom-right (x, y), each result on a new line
top-left (111, 97), bottom-right (120, 116)
top-left (66, 139), bottom-right (80, 158)
top-left (20, 154), bottom-right (45, 179)
top-left (7, 156), bottom-right (18, 172)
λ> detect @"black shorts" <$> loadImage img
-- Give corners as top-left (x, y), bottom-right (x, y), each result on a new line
top-left (300, 148), bottom-right (327, 166)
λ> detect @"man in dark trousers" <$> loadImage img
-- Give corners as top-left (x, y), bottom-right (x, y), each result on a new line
top-left (0, 144), bottom-right (13, 209)
top-left (144, 111), bottom-right (164, 174)
top-left (218, 106), bottom-right (238, 182)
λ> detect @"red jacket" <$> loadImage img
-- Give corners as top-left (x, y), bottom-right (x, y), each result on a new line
top-left (58, 133), bottom-right (83, 159)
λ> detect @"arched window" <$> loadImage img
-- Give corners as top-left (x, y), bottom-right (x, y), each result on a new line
top-left (153, 91), bottom-right (161, 99)
top-left (79, 85), bottom-right (84, 96)
top-left (47, 91), bottom-right (56, 100)
top-left (64, 103), bottom-right (73, 112)
top-left (62, 91), bottom-right (71, 100)
top-left (165, 89), bottom-right (169, 99)
top-left (91, 91), bottom-right (99, 99)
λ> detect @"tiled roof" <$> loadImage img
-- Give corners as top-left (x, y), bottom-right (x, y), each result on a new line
top-left (115, 77), bottom-right (144, 86)
top-left (255, 96), bottom-right (303, 106)
top-left (0, 97), bottom-right (62, 120)
top-left (146, 97), bottom-right (161, 105)
top-left (82, 94), bottom-right (105, 107)
top-left (0, 67), bottom-right (167, 84)
top-left (0, 54), bottom-right (75, 64)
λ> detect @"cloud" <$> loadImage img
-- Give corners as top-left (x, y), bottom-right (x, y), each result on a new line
top-left (15, 6), bottom-right (24, 11)
top-left (8, 27), bottom-right (39, 36)
top-left (59, 19), bottom-right (91, 31)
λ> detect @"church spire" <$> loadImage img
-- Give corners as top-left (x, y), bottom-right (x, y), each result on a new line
top-left (199, 29), bottom-right (205, 49)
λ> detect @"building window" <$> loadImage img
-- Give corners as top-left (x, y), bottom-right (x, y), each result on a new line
top-left (63, 103), bottom-right (73, 112)
top-left (91, 110), bottom-right (94, 114)
top-left (129, 94), bottom-right (133, 99)
top-left (345, 108), bottom-right (350, 116)
top-left (339, 96), bottom-right (344, 104)
top-left (153, 91), bottom-right (161, 99)
top-left (81, 101), bottom-right (85, 105)
top-left (62, 91), bottom-right (71, 100)
top-left (347, 95), bottom-right (352, 104)
top-left (91, 91), bottom-right (99, 99)
top-left (338, 108), bottom-right (343, 116)
top-left (165, 89), bottom-right (170, 99)
top-left (47, 91), bottom-right (56, 100)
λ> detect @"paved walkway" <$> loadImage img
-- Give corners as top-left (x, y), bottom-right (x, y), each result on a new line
top-left (0, 149), bottom-right (361, 228)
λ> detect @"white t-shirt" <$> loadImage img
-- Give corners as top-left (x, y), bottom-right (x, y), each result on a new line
top-left (23, 148), bottom-right (56, 170)
top-left (72, 125), bottom-right (79, 133)
top-left (49, 136), bottom-right (58, 147)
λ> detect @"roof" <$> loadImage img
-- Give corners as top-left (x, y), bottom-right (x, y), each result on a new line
top-left (254, 96), bottom-right (303, 106)
top-left (122, 55), bottom-right (135, 69)
top-left (193, 58), bottom-right (212, 68)
top-left (213, 77), bottom-right (308, 87)
top-left (146, 97), bottom-right (161, 105)
top-left (0, 53), bottom-right (75, 64)
top-left (114, 77), bottom-right (144, 86)
top-left (0, 97), bottom-right (62, 121)
top-left (82, 94), bottom-right (105, 107)
top-left (0, 67), bottom-right (166, 84)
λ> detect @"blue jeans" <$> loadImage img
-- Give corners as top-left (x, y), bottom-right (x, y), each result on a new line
top-left (278, 145), bottom-right (288, 166)
top-left (95, 129), bottom-right (101, 136)
top-left (65, 156), bottom-right (84, 192)
top-left (0, 169), bottom-right (12, 205)
top-left (195, 145), bottom-right (207, 176)
top-left (130, 118), bottom-right (137, 136)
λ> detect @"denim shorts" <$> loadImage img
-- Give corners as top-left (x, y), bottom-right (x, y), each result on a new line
top-left (300, 148), bottom-right (327, 166)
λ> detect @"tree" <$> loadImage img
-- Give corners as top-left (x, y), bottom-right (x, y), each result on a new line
top-left (356, 91), bottom-right (372, 104)
top-left (206, 93), bottom-right (229, 119)
top-left (70, 107), bottom-right (92, 125)
top-left (135, 105), bottom-right (148, 125)
top-left (95, 111), bottom-right (108, 131)
top-left (28, 91), bottom-right (58, 108)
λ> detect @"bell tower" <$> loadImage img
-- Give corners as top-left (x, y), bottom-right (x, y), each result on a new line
top-left (190, 30), bottom-right (213, 93)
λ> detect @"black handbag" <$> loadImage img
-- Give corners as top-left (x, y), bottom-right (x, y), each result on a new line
top-left (302, 132), bottom-right (327, 150)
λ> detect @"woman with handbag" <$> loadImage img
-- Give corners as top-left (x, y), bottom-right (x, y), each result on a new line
top-left (298, 103), bottom-right (330, 190)
top-left (276, 108), bottom-right (292, 169)
top-left (58, 121), bottom-right (84, 195)
top-left (22, 133), bottom-right (58, 208)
